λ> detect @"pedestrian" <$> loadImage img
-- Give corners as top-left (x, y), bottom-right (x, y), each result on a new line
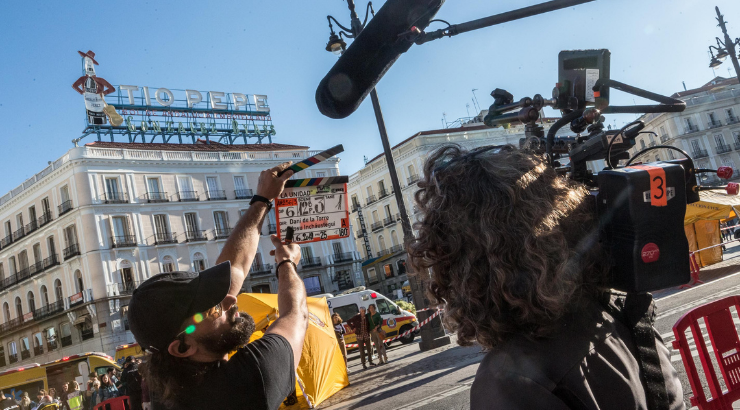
top-left (0, 392), bottom-right (19, 410)
top-left (87, 380), bottom-right (100, 409)
top-left (368, 304), bottom-right (388, 365)
top-left (66, 382), bottom-right (83, 410)
top-left (97, 375), bottom-right (118, 403)
top-left (120, 356), bottom-right (142, 410)
top-left (346, 306), bottom-right (376, 369)
top-left (106, 369), bottom-right (119, 389)
top-left (408, 144), bottom-right (685, 409)
top-left (331, 313), bottom-right (347, 366)
top-left (59, 384), bottom-right (70, 410)
top-left (128, 161), bottom-right (308, 410)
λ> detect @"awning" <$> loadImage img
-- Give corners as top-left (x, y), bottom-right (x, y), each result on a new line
top-left (73, 315), bottom-right (89, 326)
top-left (684, 191), bottom-right (740, 225)
top-left (361, 253), bottom-right (395, 267)
top-left (361, 256), bottom-right (380, 267)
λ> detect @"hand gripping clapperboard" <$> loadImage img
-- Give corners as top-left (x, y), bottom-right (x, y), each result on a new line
top-left (275, 145), bottom-right (350, 244)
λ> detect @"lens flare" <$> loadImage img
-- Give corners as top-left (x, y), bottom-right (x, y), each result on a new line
top-left (193, 313), bottom-right (204, 324)
top-left (185, 325), bottom-right (196, 335)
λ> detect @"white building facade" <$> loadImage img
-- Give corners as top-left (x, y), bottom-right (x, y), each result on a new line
top-left (629, 76), bottom-right (740, 183)
top-left (0, 141), bottom-right (362, 370)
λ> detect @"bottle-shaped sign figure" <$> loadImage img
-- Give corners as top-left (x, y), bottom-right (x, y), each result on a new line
top-left (71, 50), bottom-right (121, 126)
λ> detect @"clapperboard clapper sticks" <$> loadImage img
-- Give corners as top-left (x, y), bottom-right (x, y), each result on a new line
top-left (277, 144), bottom-right (344, 177)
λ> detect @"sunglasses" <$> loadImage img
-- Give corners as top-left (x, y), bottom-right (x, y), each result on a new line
top-left (174, 303), bottom-right (226, 339)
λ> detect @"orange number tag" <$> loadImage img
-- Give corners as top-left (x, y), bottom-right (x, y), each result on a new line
top-left (629, 165), bottom-right (668, 207)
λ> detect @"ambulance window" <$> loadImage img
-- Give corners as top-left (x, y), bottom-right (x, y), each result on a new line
top-left (333, 304), bottom-right (359, 322)
top-left (376, 299), bottom-right (394, 315)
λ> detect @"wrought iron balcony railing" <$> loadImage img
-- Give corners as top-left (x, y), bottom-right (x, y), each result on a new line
top-left (20, 350), bottom-right (30, 360)
top-left (356, 230), bottom-right (365, 239)
top-left (351, 204), bottom-right (361, 213)
top-left (407, 174), bottom-right (421, 185)
top-left (206, 190), bottom-right (227, 201)
top-left (301, 257), bottom-right (322, 269)
top-left (371, 221), bottom-right (384, 231)
top-left (43, 254), bottom-right (60, 270)
top-left (708, 120), bottom-right (723, 129)
top-left (33, 300), bottom-right (65, 321)
top-left (366, 195), bottom-right (377, 205)
top-left (58, 200), bottom-right (73, 216)
top-left (63, 243), bottom-right (80, 260)
top-left (333, 252), bottom-right (355, 263)
top-left (383, 217), bottom-right (397, 226)
top-left (8, 353), bottom-right (17, 364)
top-left (684, 125), bottom-right (700, 134)
top-left (692, 149), bottom-right (709, 159)
top-left (378, 188), bottom-right (391, 199)
top-left (101, 192), bottom-right (129, 204)
top-left (185, 230), bottom-right (208, 242)
top-left (660, 135), bottom-right (671, 143)
top-left (1, 235), bottom-right (12, 248)
top-left (146, 192), bottom-right (169, 203)
top-left (111, 235), bottom-right (137, 248)
top-left (177, 191), bottom-right (199, 202)
top-left (115, 281), bottom-right (139, 296)
top-left (154, 232), bottom-right (178, 245)
top-left (250, 263), bottom-right (273, 275)
top-left (38, 212), bottom-right (53, 227)
top-left (389, 244), bottom-right (405, 254)
top-left (214, 227), bottom-right (232, 240)
top-left (25, 220), bottom-right (38, 235)
top-left (61, 335), bottom-right (72, 347)
top-left (728, 116), bottom-right (740, 125)
top-left (12, 227), bottom-right (25, 241)
top-left (717, 144), bottom-right (733, 154)
top-left (81, 328), bottom-right (95, 341)
top-left (234, 189), bottom-right (254, 200)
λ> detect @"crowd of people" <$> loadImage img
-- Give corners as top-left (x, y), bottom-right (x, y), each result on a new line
top-left (0, 356), bottom-right (150, 410)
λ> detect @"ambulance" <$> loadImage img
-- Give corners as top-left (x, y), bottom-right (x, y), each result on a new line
top-left (0, 352), bottom-right (119, 401)
top-left (114, 343), bottom-right (144, 366)
top-left (327, 287), bottom-right (419, 348)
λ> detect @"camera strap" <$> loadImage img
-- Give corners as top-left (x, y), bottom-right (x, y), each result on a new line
top-left (601, 292), bottom-right (670, 410)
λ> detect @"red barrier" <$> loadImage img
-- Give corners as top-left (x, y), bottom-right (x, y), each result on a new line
top-left (94, 396), bottom-right (131, 410)
top-left (672, 296), bottom-right (740, 409)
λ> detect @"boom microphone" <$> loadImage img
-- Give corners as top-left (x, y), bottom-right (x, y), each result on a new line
top-left (316, 0), bottom-right (444, 119)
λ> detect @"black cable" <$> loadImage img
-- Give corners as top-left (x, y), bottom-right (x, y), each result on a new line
top-left (625, 145), bottom-right (692, 166)
top-left (606, 120), bottom-right (642, 169)
top-left (546, 110), bottom-right (583, 165)
top-left (429, 19), bottom-right (452, 27)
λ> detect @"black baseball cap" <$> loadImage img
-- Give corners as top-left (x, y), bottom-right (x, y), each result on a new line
top-left (128, 261), bottom-right (232, 353)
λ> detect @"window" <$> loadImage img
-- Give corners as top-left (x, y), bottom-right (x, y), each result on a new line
top-left (378, 180), bottom-right (386, 194)
top-left (685, 118), bottom-right (694, 128)
top-left (185, 213), bottom-right (199, 235)
top-left (177, 176), bottom-right (196, 200)
top-left (709, 112), bottom-right (717, 124)
top-left (147, 177), bottom-right (161, 193)
top-left (40, 286), bottom-right (49, 307)
top-left (0, 345), bottom-right (4, 367)
top-left (18, 250), bottom-right (29, 271)
top-left (75, 270), bottom-right (84, 293)
top-left (659, 126), bottom-right (666, 137)
top-left (19, 337), bottom-right (29, 359)
top-left (27, 291), bottom-right (35, 313)
top-left (41, 197), bottom-right (51, 216)
top-left (193, 252), bottom-right (206, 273)
top-left (640, 140), bottom-right (646, 149)
top-left (7, 341), bottom-right (17, 364)
top-left (375, 298), bottom-right (394, 315)
top-left (154, 214), bottom-right (170, 237)
top-left (384, 205), bottom-right (392, 219)
top-left (378, 236), bottom-right (386, 252)
top-left (64, 225), bottom-right (78, 247)
top-left (383, 264), bottom-right (394, 278)
top-left (332, 304), bottom-right (359, 322)
top-left (351, 195), bottom-right (360, 209)
top-left (408, 164), bottom-right (416, 177)
top-left (372, 210), bottom-right (379, 224)
top-left (54, 279), bottom-right (63, 301)
top-left (45, 327), bottom-right (58, 351)
top-left (8, 256), bottom-right (16, 275)
top-left (162, 256), bottom-right (175, 273)
top-left (33, 332), bottom-right (43, 355)
top-left (206, 176), bottom-right (220, 194)
top-left (105, 177), bottom-right (121, 198)
top-left (648, 134), bottom-right (655, 144)
top-left (303, 276), bottom-right (322, 296)
top-left (3, 302), bottom-right (10, 323)
top-left (366, 186), bottom-right (374, 198)
top-left (111, 216), bottom-right (130, 239)
top-left (28, 206), bottom-right (36, 225)
top-left (252, 284), bottom-right (271, 294)
top-left (214, 211), bottom-right (229, 233)
top-left (0, 263), bottom-right (3, 281)
top-left (301, 246), bottom-right (315, 264)
top-left (391, 230), bottom-right (399, 247)
top-left (397, 259), bottom-right (407, 275)
top-left (3, 221), bottom-right (10, 238)
top-left (48, 236), bottom-right (56, 257)
top-left (715, 134), bottom-right (727, 148)
top-left (367, 268), bottom-right (379, 283)
top-left (691, 140), bottom-right (701, 153)
top-left (15, 296), bottom-right (22, 317)
top-left (61, 323), bottom-right (72, 347)
top-left (727, 108), bottom-right (735, 119)
top-left (332, 242), bottom-right (343, 256)
top-left (16, 213), bottom-right (24, 232)
top-left (33, 243), bottom-right (42, 265)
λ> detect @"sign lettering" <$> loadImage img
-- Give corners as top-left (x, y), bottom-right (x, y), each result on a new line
top-left (276, 181), bottom-right (350, 244)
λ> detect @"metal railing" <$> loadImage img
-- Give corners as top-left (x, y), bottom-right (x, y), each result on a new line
top-left (177, 191), bottom-right (199, 202)
top-left (692, 149), bottom-right (709, 159)
top-left (708, 120), bottom-right (723, 129)
top-left (351, 204), bottom-right (361, 213)
top-left (333, 252), bottom-right (355, 263)
top-left (717, 144), bottom-right (733, 154)
top-left (407, 174), bottom-right (420, 185)
top-left (12, 227), bottom-right (25, 241)
top-left (214, 227), bottom-right (232, 239)
top-left (206, 190), bottom-right (227, 201)
top-left (185, 230), bottom-right (208, 242)
top-left (234, 189), bottom-right (254, 200)
top-left (38, 212), bottom-right (53, 227)
top-left (33, 346), bottom-right (43, 356)
top-left (63, 243), bottom-right (80, 260)
top-left (58, 200), bottom-right (73, 216)
top-left (20, 350), bottom-right (30, 360)
top-left (366, 195), bottom-right (377, 205)
top-left (116, 281), bottom-right (139, 296)
top-left (111, 235), bottom-right (137, 248)
top-left (43, 254), bottom-right (60, 270)
top-left (154, 232), bottom-right (178, 245)
top-left (61, 335), bottom-right (72, 347)
top-left (684, 125), bottom-right (700, 134)
top-left (0, 318), bottom-right (21, 335)
top-left (0, 235), bottom-right (10, 248)
top-left (648, 141), bottom-right (657, 147)
top-left (101, 192), bottom-right (129, 204)
top-left (8, 353), bottom-right (17, 364)
top-left (660, 135), bottom-right (671, 143)
top-left (268, 224), bottom-right (277, 234)
top-left (34, 300), bottom-right (65, 321)
top-left (301, 257), bottom-right (322, 269)
top-left (146, 192), bottom-right (169, 203)
top-left (81, 328), bottom-right (94, 341)
top-left (378, 188), bottom-right (391, 199)
top-left (250, 263), bottom-right (273, 275)
top-left (383, 217), bottom-right (397, 226)
top-left (371, 221), bottom-right (384, 231)
top-left (25, 220), bottom-right (38, 234)
top-left (390, 244), bottom-right (404, 254)
top-left (356, 230), bottom-right (365, 239)
top-left (728, 116), bottom-right (740, 125)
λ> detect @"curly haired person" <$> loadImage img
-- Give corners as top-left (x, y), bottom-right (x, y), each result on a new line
top-left (408, 144), bottom-right (685, 410)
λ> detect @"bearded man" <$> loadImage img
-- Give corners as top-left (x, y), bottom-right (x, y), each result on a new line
top-left (129, 162), bottom-right (307, 410)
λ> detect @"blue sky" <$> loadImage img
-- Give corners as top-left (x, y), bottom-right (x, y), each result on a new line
top-left (0, 0), bottom-right (739, 194)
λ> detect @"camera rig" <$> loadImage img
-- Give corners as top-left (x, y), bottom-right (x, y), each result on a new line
top-left (483, 49), bottom-right (739, 292)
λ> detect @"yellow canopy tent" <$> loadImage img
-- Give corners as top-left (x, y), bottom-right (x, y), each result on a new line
top-left (684, 191), bottom-right (740, 267)
top-left (236, 293), bottom-right (349, 409)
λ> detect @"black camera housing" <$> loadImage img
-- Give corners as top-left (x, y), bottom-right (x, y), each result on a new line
top-left (556, 49), bottom-right (611, 111)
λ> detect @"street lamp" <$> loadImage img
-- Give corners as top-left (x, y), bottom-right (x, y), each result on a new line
top-left (707, 6), bottom-right (740, 81)
top-left (323, 0), bottom-right (451, 350)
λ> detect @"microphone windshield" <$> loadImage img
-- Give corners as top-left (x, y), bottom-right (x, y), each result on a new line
top-left (316, 0), bottom-right (444, 119)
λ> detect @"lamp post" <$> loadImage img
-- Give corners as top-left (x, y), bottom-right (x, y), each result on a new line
top-left (324, 0), bottom-right (451, 350)
top-left (707, 6), bottom-right (740, 82)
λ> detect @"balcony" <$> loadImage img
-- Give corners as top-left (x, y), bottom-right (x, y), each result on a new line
top-left (81, 328), bottom-right (94, 341)
top-left (206, 190), bottom-right (227, 201)
top-left (0, 318), bottom-right (22, 335)
top-left (717, 144), bottom-right (733, 154)
top-left (371, 221), bottom-right (384, 231)
top-left (377, 248), bottom-right (390, 257)
top-left (728, 116), bottom-right (740, 125)
top-left (692, 149), bottom-right (709, 159)
top-left (250, 263), bottom-right (273, 276)
top-left (58, 200), bottom-right (73, 216)
top-left (100, 192), bottom-right (129, 204)
top-left (333, 252), bottom-right (355, 263)
top-left (684, 125), bottom-right (700, 134)
top-left (111, 235), bottom-right (137, 248)
top-left (407, 174), bottom-right (421, 185)
top-left (20, 350), bottom-right (30, 360)
top-left (383, 216), bottom-right (397, 226)
top-left (378, 188), bottom-right (392, 199)
top-left (301, 257), bottom-right (322, 269)
top-left (185, 230), bottom-right (208, 242)
top-left (33, 345), bottom-right (43, 356)
top-left (8, 353), bottom-right (17, 364)
top-left (61, 335), bottom-right (72, 347)
top-left (0, 235), bottom-right (11, 248)
top-left (146, 192), bottom-right (169, 203)
top-left (25, 220), bottom-right (38, 235)
top-left (708, 120), bottom-right (723, 129)
top-left (12, 227), bottom-right (25, 242)
top-left (37, 212), bottom-right (53, 227)
top-left (366, 195), bottom-right (377, 205)
top-left (177, 191), bottom-right (199, 202)
top-left (154, 232), bottom-right (178, 245)
top-left (214, 227), bottom-right (232, 240)
top-left (660, 135), bottom-right (671, 143)
top-left (34, 300), bottom-right (65, 321)
top-left (63, 243), bottom-right (80, 260)
top-left (43, 254), bottom-right (60, 270)
top-left (31, 261), bottom-right (43, 276)
top-left (235, 189), bottom-right (254, 200)
top-left (268, 224), bottom-right (277, 234)
top-left (16, 266), bottom-right (31, 282)
top-left (356, 230), bottom-right (365, 239)
top-left (389, 244), bottom-right (405, 254)
top-left (114, 281), bottom-right (139, 296)
top-left (351, 204), bottom-right (361, 213)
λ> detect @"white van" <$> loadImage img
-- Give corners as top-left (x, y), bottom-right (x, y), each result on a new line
top-left (327, 287), bottom-right (419, 347)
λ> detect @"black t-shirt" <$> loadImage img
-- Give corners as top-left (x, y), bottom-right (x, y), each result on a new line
top-left (183, 334), bottom-right (295, 410)
top-left (0, 397), bottom-right (19, 410)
